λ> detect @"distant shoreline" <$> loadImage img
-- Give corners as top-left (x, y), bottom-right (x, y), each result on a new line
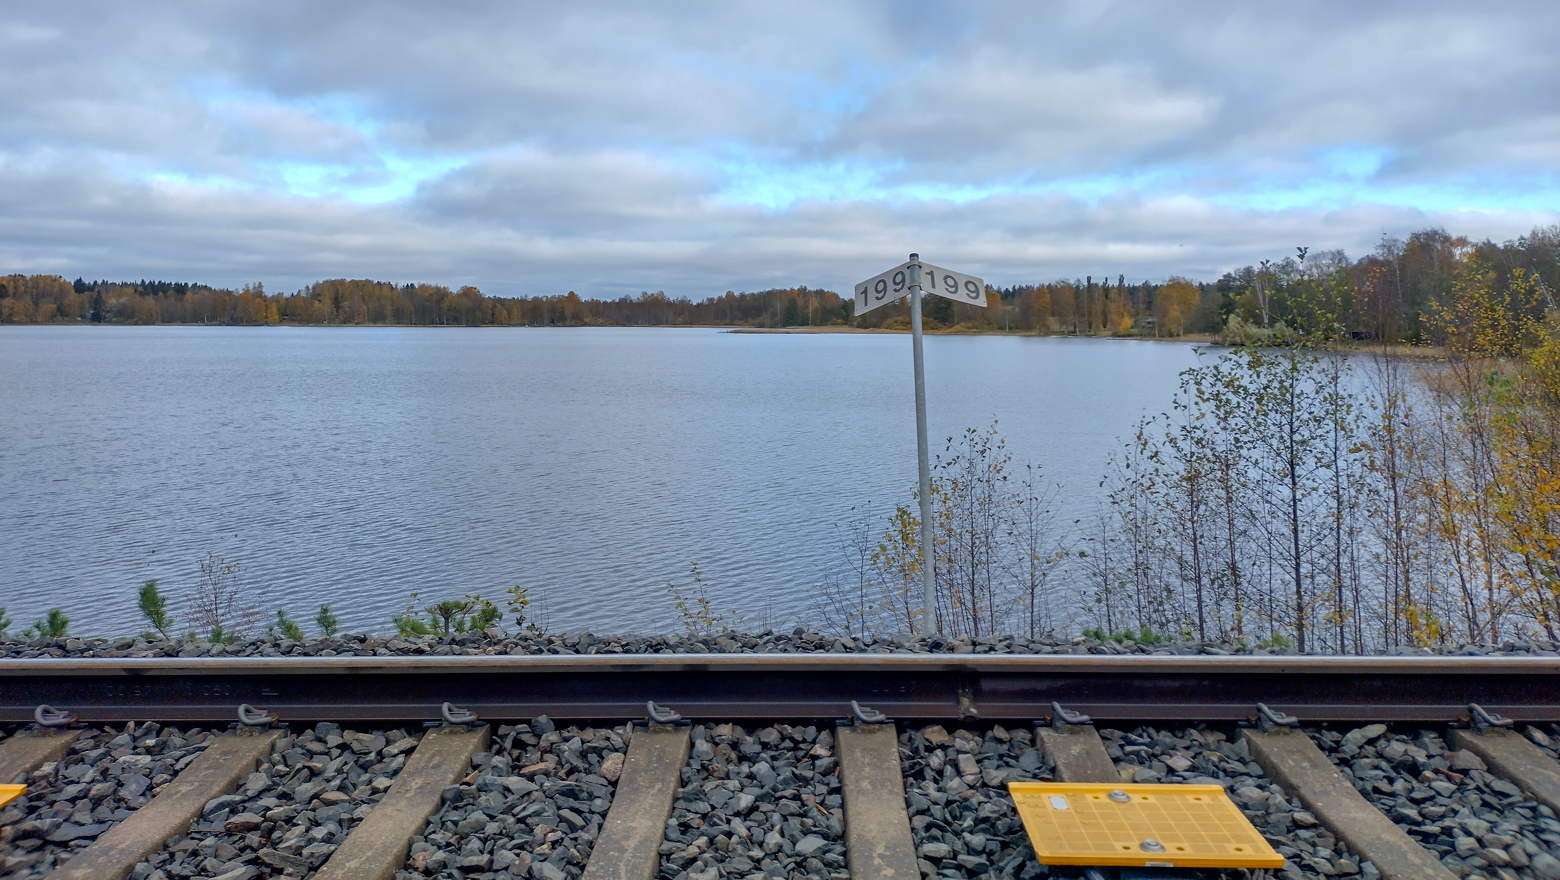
top-left (732, 325), bottom-right (1216, 343)
top-left (2, 321), bottom-right (1208, 341)
top-left (0, 323), bottom-right (1447, 357)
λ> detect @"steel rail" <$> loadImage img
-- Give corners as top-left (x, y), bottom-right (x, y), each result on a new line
top-left (1, 654), bottom-right (1557, 725)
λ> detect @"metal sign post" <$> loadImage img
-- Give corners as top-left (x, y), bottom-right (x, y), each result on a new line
top-left (855, 254), bottom-right (985, 635)
top-left (907, 256), bottom-right (936, 636)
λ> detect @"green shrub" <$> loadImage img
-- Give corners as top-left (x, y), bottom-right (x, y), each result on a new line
top-left (1258, 632), bottom-right (1294, 650)
top-left (667, 563), bottom-right (730, 636)
top-left (1132, 625), bottom-right (1167, 645)
top-left (457, 599), bottom-right (501, 633)
top-left (392, 614), bottom-right (432, 637)
top-left (506, 585), bottom-right (531, 631)
top-left (392, 592), bottom-right (499, 638)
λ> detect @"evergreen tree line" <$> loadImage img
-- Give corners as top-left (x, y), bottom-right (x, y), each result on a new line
top-left (4, 225), bottom-right (1555, 338)
top-left (820, 250), bottom-right (1560, 652)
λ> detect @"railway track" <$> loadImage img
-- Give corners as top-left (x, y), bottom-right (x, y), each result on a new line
top-left (4, 654), bottom-right (1560, 724)
top-left (2, 654), bottom-right (1559, 880)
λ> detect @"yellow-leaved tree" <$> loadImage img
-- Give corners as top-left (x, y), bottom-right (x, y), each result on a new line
top-left (1155, 279), bottom-right (1201, 336)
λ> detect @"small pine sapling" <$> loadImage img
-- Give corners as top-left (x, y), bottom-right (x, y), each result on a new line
top-left (24, 608), bottom-right (70, 640)
top-left (270, 610), bottom-right (305, 641)
top-left (315, 604), bottom-right (340, 638)
top-left (423, 598), bottom-right (474, 636)
top-left (138, 580), bottom-right (175, 640)
top-left (0, 607), bottom-right (10, 638)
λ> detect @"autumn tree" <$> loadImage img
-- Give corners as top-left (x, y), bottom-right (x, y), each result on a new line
top-left (1154, 278), bottom-right (1201, 336)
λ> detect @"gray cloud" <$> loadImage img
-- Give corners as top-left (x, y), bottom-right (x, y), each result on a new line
top-left (1, 1), bottom-right (1557, 296)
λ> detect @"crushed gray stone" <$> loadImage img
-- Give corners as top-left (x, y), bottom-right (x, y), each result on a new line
top-left (0, 722), bottom-right (216, 878)
top-left (1312, 723), bottom-right (1560, 879)
top-left (122, 722), bottom-right (415, 880)
top-left (899, 722), bottom-right (1051, 880)
top-left (659, 722), bottom-right (846, 880)
top-left (394, 716), bottom-right (627, 880)
top-left (8, 630), bottom-right (1560, 660)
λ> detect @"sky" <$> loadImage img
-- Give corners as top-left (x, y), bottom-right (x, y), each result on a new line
top-left (2, 1), bottom-right (1558, 299)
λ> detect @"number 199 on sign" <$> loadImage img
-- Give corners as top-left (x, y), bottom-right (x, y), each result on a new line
top-left (853, 260), bottom-right (985, 316)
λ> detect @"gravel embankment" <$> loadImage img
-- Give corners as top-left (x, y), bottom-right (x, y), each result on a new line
top-left (11, 717), bottom-right (1560, 879)
top-left (657, 722), bottom-right (846, 880)
top-left (398, 716), bottom-right (627, 880)
top-left (1312, 723), bottom-right (1560, 880)
top-left (0, 722), bottom-right (217, 878)
top-left (7, 630), bottom-right (1560, 660)
top-left (898, 723), bottom-right (1050, 879)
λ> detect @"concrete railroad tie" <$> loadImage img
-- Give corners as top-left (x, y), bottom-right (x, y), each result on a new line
top-left (1036, 724), bottom-right (1119, 783)
top-left (0, 728), bottom-right (80, 785)
top-left (1243, 727), bottom-right (1457, 880)
top-left (837, 722), bottom-right (920, 880)
top-left (314, 725), bottom-right (491, 880)
top-left (51, 728), bottom-right (284, 880)
top-left (582, 723), bottom-right (691, 880)
top-left (1450, 727), bottom-right (1560, 816)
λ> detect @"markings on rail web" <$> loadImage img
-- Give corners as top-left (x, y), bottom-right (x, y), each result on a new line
top-left (1008, 782), bottom-right (1284, 870)
top-left (98, 680), bottom-right (240, 701)
top-left (854, 260), bottom-right (985, 315)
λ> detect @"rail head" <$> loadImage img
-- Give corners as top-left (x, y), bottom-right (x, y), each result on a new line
top-left (2, 652), bottom-right (1558, 676)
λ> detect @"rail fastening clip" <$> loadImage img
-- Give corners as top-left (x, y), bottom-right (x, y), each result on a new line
top-left (850, 700), bottom-right (889, 726)
top-left (1468, 702), bottom-right (1514, 733)
top-left (424, 702), bottom-right (480, 730)
top-left (33, 704), bottom-right (74, 729)
top-left (235, 703), bottom-right (278, 729)
top-left (646, 701), bottom-right (684, 725)
top-left (1049, 701), bottom-right (1092, 730)
top-left (1255, 702), bottom-right (1301, 733)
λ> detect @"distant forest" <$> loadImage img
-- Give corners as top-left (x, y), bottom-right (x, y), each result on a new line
top-left (3, 225), bottom-right (1556, 342)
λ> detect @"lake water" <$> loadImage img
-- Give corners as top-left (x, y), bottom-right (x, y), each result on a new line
top-left (0, 326), bottom-right (1205, 636)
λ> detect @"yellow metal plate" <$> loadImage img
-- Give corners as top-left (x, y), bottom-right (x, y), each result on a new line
top-left (1008, 782), bottom-right (1284, 869)
top-left (0, 784), bottom-right (25, 809)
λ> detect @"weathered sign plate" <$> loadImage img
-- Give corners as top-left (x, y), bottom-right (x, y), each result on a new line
top-left (854, 260), bottom-right (985, 316)
top-left (919, 262), bottom-right (986, 307)
top-left (854, 261), bottom-right (914, 315)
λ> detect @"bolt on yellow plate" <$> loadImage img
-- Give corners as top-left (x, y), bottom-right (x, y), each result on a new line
top-left (1008, 782), bottom-right (1284, 869)
top-left (0, 784), bottom-right (25, 809)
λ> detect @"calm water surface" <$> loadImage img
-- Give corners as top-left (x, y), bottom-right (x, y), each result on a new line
top-left (0, 326), bottom-right (1205, 635)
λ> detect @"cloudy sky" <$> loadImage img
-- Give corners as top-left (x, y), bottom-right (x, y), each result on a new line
top-left (3, 1), bottom-right (1558, 298)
